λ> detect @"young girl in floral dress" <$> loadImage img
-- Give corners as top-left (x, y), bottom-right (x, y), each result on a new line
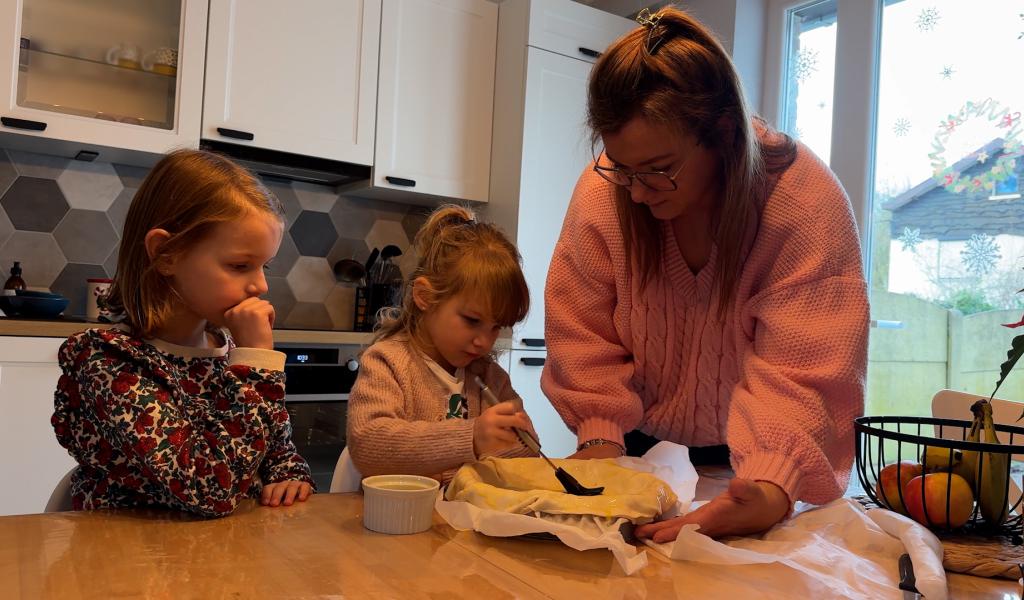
top-left (52, 149), bottom-right (314, 517)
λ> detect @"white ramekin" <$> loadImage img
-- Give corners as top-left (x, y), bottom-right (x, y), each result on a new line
top-left (361, 474), bottom-right (440, 535)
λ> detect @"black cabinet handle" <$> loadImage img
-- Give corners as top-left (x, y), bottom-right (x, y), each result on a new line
top-left (521, 338), bottom-right (545, 347)
top-left (519, 357), bottom-right (546, 367)
top-left (217, 127), bottom-right (255, 141)
top-left (578, 47), bottom-right (601, 58)
top-left (1, 117), bottom-right (46, 131)
top-left (385, 176), bottom-right (416, 187)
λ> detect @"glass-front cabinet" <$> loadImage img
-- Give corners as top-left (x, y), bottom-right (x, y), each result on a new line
top-left (0, 0), bottom-right (207, 162)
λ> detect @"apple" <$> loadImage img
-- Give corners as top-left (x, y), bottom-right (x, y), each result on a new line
top-left (875, 461), bottom-right (923, 515)
top-left (902, 472), bottom-right (974, 528)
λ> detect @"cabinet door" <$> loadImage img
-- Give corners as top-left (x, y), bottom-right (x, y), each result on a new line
top-left (0, 337), bottom-right (76, 516)
top-left (508, 350), bottom-right (576, 458)
top-left (203, 0), bottom-right (380, 165)
top-left (513, 48), bottom-right (593, 349)
top-left (374, 0), bottom-right (497, 202)
top-left (527, 0), bottom-right (634, 63)
top-left (0, 0), bottom-right (206, 160)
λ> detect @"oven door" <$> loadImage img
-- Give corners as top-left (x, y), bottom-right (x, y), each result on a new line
top-left (284, 364), bottom-right (355, 491)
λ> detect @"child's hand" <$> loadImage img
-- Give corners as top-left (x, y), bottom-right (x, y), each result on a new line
top-left (473, 401), bottom-right (535, 457)
top-left (261, 480), bottom-right (313, 507)
top-left (224, 297), bottom-right (276, 349)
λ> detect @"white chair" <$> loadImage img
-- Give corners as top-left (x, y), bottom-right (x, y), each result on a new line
top-left (329, 447), bottom-right (363, 493)
top-left (931, 389), bottom-right (1023, 506)
top-left (44, 467), bottom-right (76, 513)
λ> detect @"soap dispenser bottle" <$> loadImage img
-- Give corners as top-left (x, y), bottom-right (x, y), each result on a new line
top-left (4, 261), bottom-right (26, 291)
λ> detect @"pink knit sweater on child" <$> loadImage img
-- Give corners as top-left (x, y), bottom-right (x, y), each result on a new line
top-left (541, 136), bottom-right (869, 506)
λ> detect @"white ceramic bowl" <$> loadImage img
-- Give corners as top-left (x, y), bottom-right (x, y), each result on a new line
top-left (361, 475), bottom-right (440, 535)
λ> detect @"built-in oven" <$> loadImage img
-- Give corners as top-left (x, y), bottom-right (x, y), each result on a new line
top-left (279, 346), bottom-right (359, 491)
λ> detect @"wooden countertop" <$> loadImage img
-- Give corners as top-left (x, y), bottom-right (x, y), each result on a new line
top-left (0, 470), bottom-right (1016, 599)
top-left (0, 318), bottom-right (376, 346)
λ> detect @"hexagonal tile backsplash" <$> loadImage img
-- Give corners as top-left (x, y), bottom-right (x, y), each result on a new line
top-left (0, 148), bottom-right (429, 330)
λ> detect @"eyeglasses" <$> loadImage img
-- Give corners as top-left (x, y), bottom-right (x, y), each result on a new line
top-left (592, 149), bottom-right (691, 192)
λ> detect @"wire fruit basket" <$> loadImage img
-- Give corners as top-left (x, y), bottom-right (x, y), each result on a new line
top-left (855, 414), bottom-right (1024, 539)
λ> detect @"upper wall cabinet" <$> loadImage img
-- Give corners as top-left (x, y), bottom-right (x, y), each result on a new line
top-left (203, 0), bottom-right (381, 166)
top-left (0, 0), bottom-right (207, 165)
top-left (342, 0), bottom-right (498, 204)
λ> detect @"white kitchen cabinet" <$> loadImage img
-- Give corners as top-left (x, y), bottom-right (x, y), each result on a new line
top-left (203, 0), bottom-right (381, 166)
top-left (508, 350), bottom-right (576, 458)
top-left (0, 336), bottom-right (76, 516)
top-left (0, 0), bottom-right (207, 165)
top-left (488, 0), bottom-right (632, 351)
top-left (342, 0), bottom-right (498, 204)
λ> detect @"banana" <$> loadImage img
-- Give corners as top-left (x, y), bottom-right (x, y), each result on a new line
top-left (972, 400), bottom-right (1011, 526)
top-left (958, 409), bottom-right (982, 491)
top-left (921, 445), bottom-right (963, 474)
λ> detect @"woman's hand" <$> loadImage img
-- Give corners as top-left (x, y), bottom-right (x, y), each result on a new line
top-left (473, 401), bottom-right (535, 457)
top-left (224, 297), bottom-right (276, 349)
top-left (568, 442), bottom-right (623, 460)
top-left (261, 480), bottom-right (313, 507)
top-left (635, 478), bottom-right (791, 542)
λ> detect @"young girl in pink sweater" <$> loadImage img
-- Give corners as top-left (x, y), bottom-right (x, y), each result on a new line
top-left (542, 8), bottom-right (868, 541)
top-left (346, 205), bottom-right (538, 482)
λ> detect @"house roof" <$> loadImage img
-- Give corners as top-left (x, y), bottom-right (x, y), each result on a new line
top-left (882, 138), bottom-right (1007, 211)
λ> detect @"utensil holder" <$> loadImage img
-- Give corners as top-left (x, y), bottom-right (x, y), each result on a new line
top-left (353, 283), bottom-right (402, 332)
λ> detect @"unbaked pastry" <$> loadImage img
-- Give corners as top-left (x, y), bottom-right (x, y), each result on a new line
top-left (445, 457), bottom-right (677, 524)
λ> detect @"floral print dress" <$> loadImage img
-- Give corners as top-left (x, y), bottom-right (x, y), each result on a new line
top-left (51, 326), bottom-right (314, 517)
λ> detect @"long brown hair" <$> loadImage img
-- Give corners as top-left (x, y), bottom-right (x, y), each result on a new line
top-left (588, 6), bottom-right (796, 315)
top-left (375, 205), bottom-right (530, 353)
top-left (104, 149), bottom-right (284, 337)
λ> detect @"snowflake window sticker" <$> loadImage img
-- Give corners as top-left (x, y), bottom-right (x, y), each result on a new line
top-left (898, 227), bottom-right (922, 252)
top-left (792, 47), bottom-right (818, 83)
top-left (960, 233), bottom-right (1001, 275)
top-left (940, 66), bottom-right (954, 80)
top-left (928, 98), bottom-right (1024, 194)
top-left (917, 7), bottom-right (940, 32)
top-left (893, 118), bottom-right (911, 137)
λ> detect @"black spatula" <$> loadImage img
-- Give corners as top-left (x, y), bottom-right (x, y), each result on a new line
top-left (475, 376), bottom-right (603, 496)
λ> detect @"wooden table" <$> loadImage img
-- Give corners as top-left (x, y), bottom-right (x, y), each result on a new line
top-left (1, 471), bottom-right (1019, 599)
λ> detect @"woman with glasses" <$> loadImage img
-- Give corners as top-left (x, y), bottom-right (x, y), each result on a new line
top-left (541, 7), bottom-right (868, 542)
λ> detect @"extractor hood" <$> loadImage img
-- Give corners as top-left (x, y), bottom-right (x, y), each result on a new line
top-left (200, 139), bottom-right (371, 187)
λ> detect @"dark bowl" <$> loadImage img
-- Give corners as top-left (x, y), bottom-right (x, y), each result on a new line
top-left (14, 289), bottom-right (65, 299)
top-left (0, 294), bottom-right (70, 318)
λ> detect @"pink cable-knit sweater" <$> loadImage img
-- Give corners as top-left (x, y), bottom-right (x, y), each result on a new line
top-left (541, 137), bottom-right (868, 506)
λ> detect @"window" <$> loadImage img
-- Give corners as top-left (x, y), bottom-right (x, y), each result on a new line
top-left (779, 0), bottom-right (837, 164)
top-left (768, 0), bottom-right (1024, 423)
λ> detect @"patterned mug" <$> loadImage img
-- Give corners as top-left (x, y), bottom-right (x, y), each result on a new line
top-left (86, 278), bottom-right (113, 322)
top-left (143, 47), bottom-right (178, 76)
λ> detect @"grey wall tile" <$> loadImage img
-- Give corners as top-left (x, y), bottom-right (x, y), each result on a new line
top-left (51, 263), bottom-right (109, 317)
top-left (0, 206), bottom-right (12, 249)
top-left (262, 176), bottom-right (302, 226)
top-left (8, 150), bottom-right (70, 179)
top-left (402, 208), bottom-right (430, 244)
top-left (330, 196), bottom-right (377, 240)
top-left (267, 233), bottom-right (299, 278)
top-left (284, 302), bottom-right (333, 330)
top-left (293, 181), bottom-right (338, 212)
top-left (265, 276), bottom-right (297, 323)
top-left (325, 285), bottom-right (356, 330)
top-left (0, 149), bottom-right (16, 198)
top-left (53, 209), bottom-right (119, 264)
top-left (0, 231), bottom-right (67, 288)
top-left (286, 256), bottom-right (334, 302)
top-left (103, 246), bottom-right (119, 278)
top-left (327, 236), bottom-right (369, 269)
top-left (57, 161), bottom-right (124, 210)
top-left (365, 220), bottom-right (410, 257)
top-left (1, 177), bottom-right (69, 232)
top-left (106, 187), bottom-right (136, 236)
top-left (112, 163), bottom-right (149, 188)
top-left (290, 211), bottom-right (337, 257)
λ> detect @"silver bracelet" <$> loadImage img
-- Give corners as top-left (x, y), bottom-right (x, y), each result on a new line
top-left (576, 438), bottom-right (626, 455)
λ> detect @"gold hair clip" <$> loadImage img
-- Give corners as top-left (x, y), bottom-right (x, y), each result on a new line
top-left (636, 7), bottom-right (662, 28)
top-left (636, 8), bottom-right (666, 55)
